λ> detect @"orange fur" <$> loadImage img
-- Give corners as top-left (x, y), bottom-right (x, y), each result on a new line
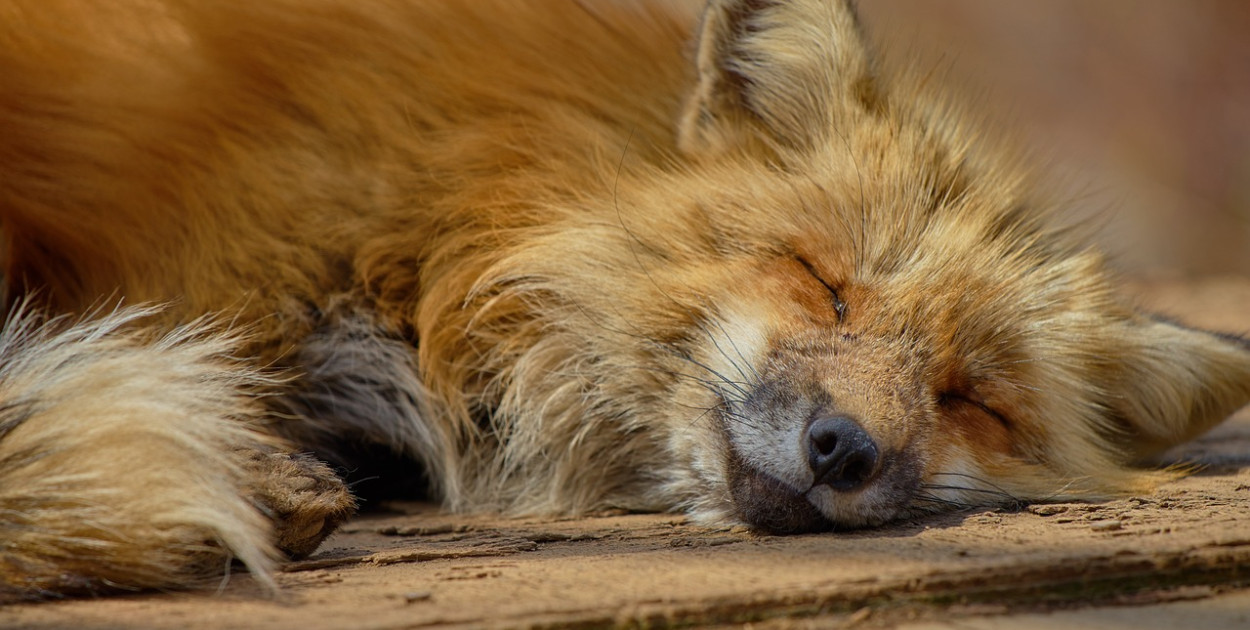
top-left (2, 0), bottom-right (1249, 600)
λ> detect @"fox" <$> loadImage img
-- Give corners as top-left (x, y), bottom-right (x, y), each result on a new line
top-left (1, 0), bottom-right (1249, 602)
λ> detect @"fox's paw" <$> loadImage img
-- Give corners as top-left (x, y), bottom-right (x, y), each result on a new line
top-left (243, 450), bottom-right (357, 559)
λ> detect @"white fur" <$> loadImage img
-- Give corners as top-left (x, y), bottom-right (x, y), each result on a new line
top-left (0, 305), bottom-right (280, 599)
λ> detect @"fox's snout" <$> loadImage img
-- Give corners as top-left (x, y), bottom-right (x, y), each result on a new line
top-left (715, 328), bottom-right (932, 534)
top-left (729, 411), bottom-right (891, 534)
top-left (806, 415), bottom-right (879, 491)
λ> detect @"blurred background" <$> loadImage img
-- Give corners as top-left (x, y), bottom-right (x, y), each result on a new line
top-left (859, 0), bottom-right (1250, 278)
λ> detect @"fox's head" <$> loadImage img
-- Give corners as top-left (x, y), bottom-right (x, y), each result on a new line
top-left (618, 0), bottom-right (1250, 531)
top-left (467, 0), bottom-right (1250, 531)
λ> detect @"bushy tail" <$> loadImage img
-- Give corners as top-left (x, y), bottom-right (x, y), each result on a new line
top-left (0, 305), bottom-right (282, 601)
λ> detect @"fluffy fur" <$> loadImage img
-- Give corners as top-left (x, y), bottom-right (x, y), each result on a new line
top-left (0, 306), bottom-right (279, 596)
top-left (2, 0), bottom-right (1249, 600)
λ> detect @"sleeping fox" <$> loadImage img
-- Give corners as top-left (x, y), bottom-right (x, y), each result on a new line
top-left (2, 0), bottom-right (1248, 600)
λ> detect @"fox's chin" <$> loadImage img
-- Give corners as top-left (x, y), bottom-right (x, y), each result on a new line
top-left (724, 453), bottom-right (919, 533)
top-left (720, 440), bottom-right (925, 535)
top-left (728, 467), bottom-right (832, 533)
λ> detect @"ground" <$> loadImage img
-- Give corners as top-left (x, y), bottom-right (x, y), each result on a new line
top-left (3, 277), bottom-right (1250, 629)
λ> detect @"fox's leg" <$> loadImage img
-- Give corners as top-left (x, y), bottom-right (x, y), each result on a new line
top-left (241, 449), bottom-right (355, 560)
top-left (0, 306), bottom-right (353, 601)
top-left (263, 300), bottom-right (457, 508)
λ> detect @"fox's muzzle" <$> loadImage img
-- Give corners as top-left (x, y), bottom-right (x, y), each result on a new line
top-left (806, 415), bottom-right (879, 491)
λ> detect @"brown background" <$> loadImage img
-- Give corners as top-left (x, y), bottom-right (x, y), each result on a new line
top-left (862, 0), bottom-right (1250, 277)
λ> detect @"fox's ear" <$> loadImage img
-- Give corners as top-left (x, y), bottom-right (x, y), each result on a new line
top-left (678, 0), bottom-right (880, 155)
top-left (1111, 317), bottom-right (1250, 460)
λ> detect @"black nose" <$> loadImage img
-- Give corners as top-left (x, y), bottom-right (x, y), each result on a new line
top-left (806, 416), bottom-right (879, 490)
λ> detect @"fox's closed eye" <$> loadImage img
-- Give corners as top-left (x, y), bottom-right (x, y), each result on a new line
top-left (796, 256), bottom-right (847, 320)
top-left (940, 392), bottom-right (1013, 432)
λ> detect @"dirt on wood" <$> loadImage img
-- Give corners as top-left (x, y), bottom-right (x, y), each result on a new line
top-left (2, 277), bottom-right (1250, 629)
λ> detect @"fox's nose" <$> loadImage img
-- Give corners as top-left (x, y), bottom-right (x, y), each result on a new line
top-left (806, 416), bottom-right (879, 490)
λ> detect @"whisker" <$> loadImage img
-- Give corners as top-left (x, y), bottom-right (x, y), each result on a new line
top-left (689, 318), bottom-right (751, 384)
top-left (911, 493), bottom-right (976, 510)
top-left (670, 398), bottom-right (755, 430)
top-left (928, 471), bottom-right (1021, 501)
top-left (716, 408), bottom-right (757, 429)
top-left (595, 362), bottom-right (749, 406)
top-left (663, 350), bottom-right (752, 400)
top-left (564, 301), bottom-right (753, 404)
top-left (709, 319), bottom-right (761, 382)
top-left (609, 131), bottom-right (762, 401)
top-left (692, 407), bottom-right (724, 428)
top-left (919, 483), bottom-right (1017, 500)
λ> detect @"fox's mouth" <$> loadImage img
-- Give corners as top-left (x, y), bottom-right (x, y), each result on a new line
top-left (725, 451), bottom-right (922, 533)
top-left (726, 463), bottom-right (832, 533)
top-left (721, 412), bottom-right (922, 533)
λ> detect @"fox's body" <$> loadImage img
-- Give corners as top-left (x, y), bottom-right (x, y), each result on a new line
top-left (3, 0), bottom-right (1249, 601)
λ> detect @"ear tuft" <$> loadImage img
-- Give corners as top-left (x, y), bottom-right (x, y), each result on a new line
top-left (678, 0), bottom-right (879, 155)
top-left (1111, 316), bottom-right (1250, 460)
